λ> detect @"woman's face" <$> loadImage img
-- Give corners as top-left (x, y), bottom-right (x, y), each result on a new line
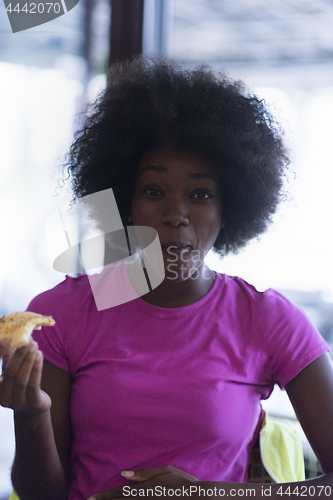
top-left (131, 148), bottom-right (223, 282)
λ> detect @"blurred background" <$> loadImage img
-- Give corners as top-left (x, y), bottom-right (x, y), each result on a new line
top-left (1, 0), bottom-right (333, 496)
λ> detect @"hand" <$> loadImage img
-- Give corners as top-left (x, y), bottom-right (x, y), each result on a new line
top-left (87, 466), bottom-right (199, 500)
top-left (0, 338), bottom-right (51, 414)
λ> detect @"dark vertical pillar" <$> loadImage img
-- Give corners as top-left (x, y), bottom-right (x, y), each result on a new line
top-left (83, 0), bottom-right (95, 80)
top-left (108, 0), bottom-right (144, 66)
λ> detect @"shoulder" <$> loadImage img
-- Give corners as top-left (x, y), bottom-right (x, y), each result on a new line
top-left (218, 273), bottom-right (307, 316)
top-left (213, 274), bottom-right (329, 387)
top-left (27, 274), bottom-right (94, 317)
top-left (27, 275), bottom-right (96, 372)
top-left (216, 273), bottom-right (328, 353)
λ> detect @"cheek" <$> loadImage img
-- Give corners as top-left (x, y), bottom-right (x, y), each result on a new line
top-left (132, 210), bottom-right (159, 228)
top-left (197, 213), bottom-right (222, 244)
top-left (132, 197), bottom-right (154, 225)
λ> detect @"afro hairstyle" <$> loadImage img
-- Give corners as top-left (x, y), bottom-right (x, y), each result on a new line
top-left (64, 56), bottom-right (290, 255)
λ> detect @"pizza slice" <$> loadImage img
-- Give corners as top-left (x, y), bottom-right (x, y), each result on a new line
top-left (0, 312), bottom-right (55, 349)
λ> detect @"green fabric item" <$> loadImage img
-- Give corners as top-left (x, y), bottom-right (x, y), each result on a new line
top-left (9, 490), bottom-right (19, 500)
top-left (260, 411), bottom-right (305, 483)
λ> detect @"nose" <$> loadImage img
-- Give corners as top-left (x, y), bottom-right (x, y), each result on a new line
top-left (161, 199), bottom-right (190, 227)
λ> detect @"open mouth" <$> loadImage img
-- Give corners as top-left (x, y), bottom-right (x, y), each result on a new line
top-left (161, 243), bottom-right (192, 255)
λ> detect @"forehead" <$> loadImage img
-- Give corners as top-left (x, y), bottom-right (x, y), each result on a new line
top-left (138, 148), bottom-right (219, 180)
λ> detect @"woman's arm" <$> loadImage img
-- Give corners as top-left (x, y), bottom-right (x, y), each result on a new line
top-left (0, 339), bottom-right (71, 500)
top-left (39, 358), bottom-right (72, 481)
top-left (285, 351), bottom-right (333, 473)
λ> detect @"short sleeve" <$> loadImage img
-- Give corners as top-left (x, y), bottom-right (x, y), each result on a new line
top-left (27, 288), bottom-right (71, 372)
top-left (26, 275), bottom-right (94, 374)
top-left (262, 289), bottom-right (329, 389)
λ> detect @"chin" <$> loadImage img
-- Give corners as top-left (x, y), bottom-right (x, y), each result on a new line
top-left (163, 261), bottom-right (201, 283)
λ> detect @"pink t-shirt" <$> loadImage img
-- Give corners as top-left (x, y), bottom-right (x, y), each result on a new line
top-left (29, 271), bottom-right (329, 500)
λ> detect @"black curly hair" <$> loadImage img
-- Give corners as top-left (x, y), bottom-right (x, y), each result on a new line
top-left (64, 56), bottom-right (290, 255)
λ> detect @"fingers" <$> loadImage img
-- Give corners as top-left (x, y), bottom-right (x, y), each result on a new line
top-left (0, 341), bottom-right (35, 406)
top-left (0, 337), bottom-right (11, 353)
top-left (87, 483), bottom-right (139, 500)
top-left (12, 342), bottom-right (38, 404)
top-left (0, 340), bottom-right (44, 411)
top-left (0, 338), bottom-right (12, 368)
top-left (86, 490), bottom-right (114, 500)
top-left (0, 338), bottom-right (12, 379)
top-left (86, 466), bottom-right (199, 500)
top-left (121, 466), bottom-right (173, 482)
top-left (86, 466), bottom-right (171, 500)
top-left (86, 466), bottom-right (195, 500)
top-left (2, 349), bottom-right (15, 374)
top-left (26, 349), bottom-right (44, 406)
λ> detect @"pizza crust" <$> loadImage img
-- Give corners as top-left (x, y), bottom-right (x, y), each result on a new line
top-left (0, 312), bottom-right (55, 349)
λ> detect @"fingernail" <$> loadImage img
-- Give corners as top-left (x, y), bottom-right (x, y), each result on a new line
top-left (121, 470), bottom-right (135, 477)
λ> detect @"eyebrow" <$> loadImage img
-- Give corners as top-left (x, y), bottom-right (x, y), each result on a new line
top-left (139, 164), bottom-right (218, 183)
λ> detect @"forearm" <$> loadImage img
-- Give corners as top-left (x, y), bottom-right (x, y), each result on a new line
top-left (11, 408), bottom-right (68, 500)
top-left (199, 473), bottom-right (333, 500)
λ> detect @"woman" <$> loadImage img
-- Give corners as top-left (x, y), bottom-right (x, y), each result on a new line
top-left (0, 57), bottom-right (333, 500)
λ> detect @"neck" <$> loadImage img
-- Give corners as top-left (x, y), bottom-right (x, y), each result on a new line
top-left (129, 262), bottom-right (216, 308)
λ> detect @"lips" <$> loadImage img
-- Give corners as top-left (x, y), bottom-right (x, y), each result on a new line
top-left (161, 241), bottom-right (192, 250)
top-left (161, 242), bottom-right (192, 258)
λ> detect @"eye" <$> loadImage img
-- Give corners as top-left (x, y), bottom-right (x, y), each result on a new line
top-left (191, 192), bottom-right (212, 200)
top-left (143, 187), bottom-right (163, 196)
